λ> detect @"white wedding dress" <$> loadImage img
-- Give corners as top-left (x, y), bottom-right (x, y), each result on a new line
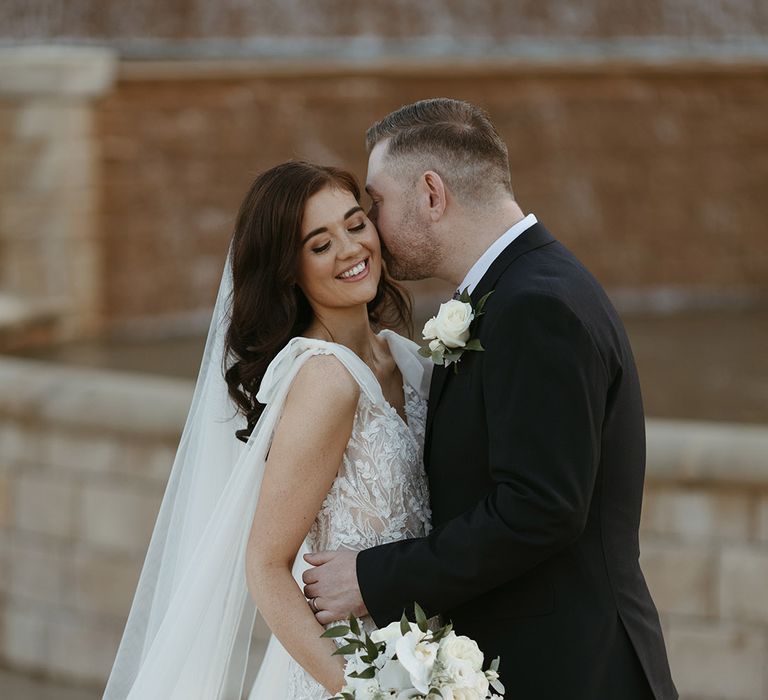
top-left (248, 330), bottom-right (432, 699)
top-left (102, 244), bottom-right (433, 700)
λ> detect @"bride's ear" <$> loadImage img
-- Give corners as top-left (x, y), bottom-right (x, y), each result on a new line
top-left (422, 171), bottom-right (447, 221)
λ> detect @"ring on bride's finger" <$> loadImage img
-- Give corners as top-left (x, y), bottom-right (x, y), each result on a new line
top-left (309, 597), bottom-right (320, 613)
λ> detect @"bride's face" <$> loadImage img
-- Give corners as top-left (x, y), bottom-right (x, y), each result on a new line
top-left (296, 186), bottom-right (382, 312)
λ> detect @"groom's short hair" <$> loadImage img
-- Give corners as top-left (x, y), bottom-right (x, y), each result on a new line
top-left (365, 98), bottom-right (513, 203)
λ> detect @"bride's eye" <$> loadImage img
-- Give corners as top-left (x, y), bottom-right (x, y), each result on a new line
top-left (312, 241), bottom-right (331, 254)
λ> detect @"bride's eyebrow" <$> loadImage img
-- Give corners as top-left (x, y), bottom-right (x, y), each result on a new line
top-left (302, 206), bottom-right (364, 244)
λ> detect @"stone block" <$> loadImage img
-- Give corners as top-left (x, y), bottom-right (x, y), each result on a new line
top-left (0, 602), bottom-right (50, 670)
top-left (720, 546), bottom-right (768, 624)
top-left (0, 471), bottom-right (10, 527)
top-left (7, 536), bottom-right (62, 605)
top-left (0, 530), bottom-right (9, 593)
top-left (758, 495), bottom-right (768, 542)
top-left (80, 482), bottom-right (161, 554)
top-left (66, 550), bottom-right (141, 618)
top-left (640, 487), bottom-right (750, 541)
top-left (47, 610), bottom-right (121, 684)
top-left (42, 430), bottom-right (173, 484)
top-left (667, 621), bottom-right (765, 699)
top-left (14, 471), bottom-right (76, 539)
top-left (0, 420), bottom-right (42, 468)
top-left (640, 541), bottom-right (716, 617)
top-left (41, 429), bottom-right (121, 476)
top-left (14, 101), bottom-right (92, 140)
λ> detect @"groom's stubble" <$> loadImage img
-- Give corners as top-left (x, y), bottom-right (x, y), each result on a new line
top-left (377, 190), bottom-right (439, 283)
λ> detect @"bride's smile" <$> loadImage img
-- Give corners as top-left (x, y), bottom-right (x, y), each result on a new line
top-left (335, 257), bottom-right (370, 281)
top-left (297, 185), bottom-right (382, 311)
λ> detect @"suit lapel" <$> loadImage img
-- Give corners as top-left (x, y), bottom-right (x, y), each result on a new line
top-left (424, 223), bottom-right (555, 467)
top-left (469, 222), bottom-right (555, 306)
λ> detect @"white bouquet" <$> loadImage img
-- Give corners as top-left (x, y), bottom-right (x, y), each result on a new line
top-left (325, 604), bottom-right (504, 700)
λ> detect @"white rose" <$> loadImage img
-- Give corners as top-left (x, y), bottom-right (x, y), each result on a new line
top-left (371, 620), bottom-right (406, 660)
top-left (378, 658), bottom-right (412, 692)
top-left (342, 673), bottom-right (379, 698)
top-left (422, 316), bottom-right (439, 340)
top-left (440, 687), bottom-right (483, 700)
top-left (438, 632), bottom-right (484, 673)
top-left (395, 629), bottom-right (439, 694)
top-left (434, 300), bottom-right (474, 349)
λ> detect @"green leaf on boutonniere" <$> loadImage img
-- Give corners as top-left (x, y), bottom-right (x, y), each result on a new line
top-left (475, 290), bottom-right (494, 315)
top-left (458, 288), bottom-right (472, 304)
top-left (464, 338), bottom-right (484, 352)
top-left (418, 345), bottom-right (432, 358)
top-left (348, 613), bottom-right (360, 637)
top-left (321, 625), bottom-right (350, 638)
top-left (431, 349), bottom-right (445, 365)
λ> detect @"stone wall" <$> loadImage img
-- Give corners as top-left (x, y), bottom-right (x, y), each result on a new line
top-left (0, 355), bottom-right (767, 698)
top-left (0, 47), bottom-right (116, 348)
top-left (640, 421), bottom-right (768, 700)
top-left (1, 0), bottom-right (767, 58)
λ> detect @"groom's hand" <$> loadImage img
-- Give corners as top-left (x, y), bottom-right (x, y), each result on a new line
top-left (302, 549), bottom-right (368, 624)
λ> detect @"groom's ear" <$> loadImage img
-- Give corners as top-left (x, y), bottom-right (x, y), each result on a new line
top-left (422, 170), bottom-right (447, 221)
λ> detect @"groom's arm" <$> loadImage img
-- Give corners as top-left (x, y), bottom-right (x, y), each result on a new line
top-left (356, 291), bottom-right (611, 626)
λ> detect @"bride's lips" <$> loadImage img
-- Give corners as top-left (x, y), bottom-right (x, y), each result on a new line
top-left (336, 258), bottom-right (370, 283)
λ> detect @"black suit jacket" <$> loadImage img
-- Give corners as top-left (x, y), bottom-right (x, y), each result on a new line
top-left (357, 224), bottom-right (677, 699)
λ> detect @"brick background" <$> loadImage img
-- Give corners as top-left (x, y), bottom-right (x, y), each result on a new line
top-left (96, 64), bottom-right (768, 330)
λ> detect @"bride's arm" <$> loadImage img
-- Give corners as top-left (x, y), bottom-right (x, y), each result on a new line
top-left (245, 354), bottom-right (359, 695)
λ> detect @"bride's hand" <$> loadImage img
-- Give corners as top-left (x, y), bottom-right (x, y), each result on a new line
top-left (302, 549), bottom-right (368, 624)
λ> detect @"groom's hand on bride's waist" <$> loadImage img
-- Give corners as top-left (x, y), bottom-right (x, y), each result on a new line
top-left (302, 549), bottom-right (368, 624)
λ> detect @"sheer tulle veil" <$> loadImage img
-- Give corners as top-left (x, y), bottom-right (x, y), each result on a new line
top-left (103, 243), bottom-right (301, 699)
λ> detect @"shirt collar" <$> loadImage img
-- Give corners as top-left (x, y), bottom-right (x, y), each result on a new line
top-left (457, 214), bottom-right (538, 295)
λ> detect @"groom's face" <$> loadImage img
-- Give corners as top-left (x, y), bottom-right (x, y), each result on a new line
top-left (365, 141), bottom-right (437, 281)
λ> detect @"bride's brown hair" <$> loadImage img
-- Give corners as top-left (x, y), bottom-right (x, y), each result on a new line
top-left (223, 161), bottom-right (412, 443)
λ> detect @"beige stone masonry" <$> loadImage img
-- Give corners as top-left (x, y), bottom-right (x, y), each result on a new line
top-left (0, 47), bottom-right (117, 348)
top-left (667, 621), bottom-right (766, 700)
top-left (720, 547), bottom-right (768, 625)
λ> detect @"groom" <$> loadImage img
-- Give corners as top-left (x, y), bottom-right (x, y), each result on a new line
top-left (303, 98), bottom-right (677, 699)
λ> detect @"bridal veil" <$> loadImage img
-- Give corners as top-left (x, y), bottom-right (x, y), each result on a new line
top-left (103, 247), bottom-right (307, 699)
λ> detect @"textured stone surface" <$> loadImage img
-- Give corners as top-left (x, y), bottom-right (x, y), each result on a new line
top-left (667, 621), bottom-right (766, 699)
top-left (720, 546), bottom-right (768, 624)
top-left (640, 487), bottom-right (751, 540)
top-left (47, 610), bottom-right (122, 683)
top-left (640, 541), bottom-right (717, 616)
top-left (759, 495), bottom-right (768, 542)
top-left (14, 472), bottom-right (76, 538)
top-left (2, 0), bottom-right (767, 45)
top-left (6, 536), bottom-right (62, 606)
top-left (66, 550), bottom-right (141, 618)
top-left (80, 482), bottom-right (162, 554)
top-left (1, 601), bottom-right (50, 670)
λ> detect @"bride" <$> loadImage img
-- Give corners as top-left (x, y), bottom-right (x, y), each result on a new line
top-left (102, 161), bottom-right (433, 699)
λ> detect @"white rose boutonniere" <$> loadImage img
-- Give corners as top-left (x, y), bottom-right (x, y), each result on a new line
top-left (419, 288), bottom-right (493, 369)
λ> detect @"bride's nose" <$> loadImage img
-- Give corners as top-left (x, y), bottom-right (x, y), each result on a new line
top-left (337, 233), bottom-right (365, 259)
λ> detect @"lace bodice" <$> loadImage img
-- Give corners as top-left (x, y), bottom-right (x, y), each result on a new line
top-left (259, 332), bottom-right (432, 700)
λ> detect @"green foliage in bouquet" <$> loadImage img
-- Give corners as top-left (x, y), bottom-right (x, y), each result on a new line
top-left (323, 603), bottom-right (504, 700)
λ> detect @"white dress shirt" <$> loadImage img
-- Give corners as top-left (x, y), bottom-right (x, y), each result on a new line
top-left (456, 213), bottom-right (538, 296)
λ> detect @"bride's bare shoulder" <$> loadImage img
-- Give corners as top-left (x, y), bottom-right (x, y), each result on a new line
top-left (286, 353), bottom-right (360, 409)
